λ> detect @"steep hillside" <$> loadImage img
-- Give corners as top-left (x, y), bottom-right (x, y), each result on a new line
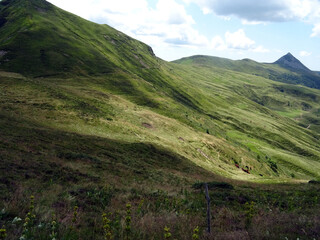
top-left (0, 0), bottom-right (159, 76)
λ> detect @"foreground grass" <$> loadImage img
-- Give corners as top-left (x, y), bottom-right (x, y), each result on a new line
top-left (1, 0), bottom-right (320, 182)
top-left (1, 181), bottom-right (319, 239)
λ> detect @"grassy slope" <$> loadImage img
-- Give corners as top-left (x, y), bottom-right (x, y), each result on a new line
top-left (174, 55), bottom-right (320, 139)
top-left (168, 63), bottom-right (320, 178)
top-left (174, 55), bottom-right (320, 89)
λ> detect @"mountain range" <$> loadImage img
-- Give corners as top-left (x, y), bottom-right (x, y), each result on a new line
top-left (174, 52), bottom-right (320, 89)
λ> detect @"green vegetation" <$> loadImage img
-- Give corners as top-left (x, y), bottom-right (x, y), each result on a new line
top-left (0, 0), bottom-right (320, 239)
top-left (174, 54), bottom-right (320, 89)
top-left (0, 184), bottom-right (319, 239)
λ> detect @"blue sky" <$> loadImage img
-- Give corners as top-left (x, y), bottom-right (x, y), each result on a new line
top-left (47, 0), bottom-right (320, 70)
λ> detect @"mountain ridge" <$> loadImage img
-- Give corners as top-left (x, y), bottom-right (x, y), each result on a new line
top-left (174, 54), bottom-right (320, 89)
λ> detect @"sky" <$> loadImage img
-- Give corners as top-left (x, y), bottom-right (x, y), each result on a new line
top-left (47, 0), bottom-right (320, 70)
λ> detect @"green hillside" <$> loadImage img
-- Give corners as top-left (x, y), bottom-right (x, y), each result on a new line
top-left (0, 0), bottom-right (160, 76)
top-left (0, 0), bottom-right (320, 239)
top-left (174, 54), bottom-right (320, 89)
top-left (173, 55), bottom-right (320, 134)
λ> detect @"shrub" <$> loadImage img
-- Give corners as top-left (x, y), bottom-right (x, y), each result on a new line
top-left (308, 180), bottom-right (320, 184)
top-left (0, 228), bottom-right (7, 240)
top-left (164, 226), bottom-right (171, 239)
top-left (268, 160), bottom-right (278, 173)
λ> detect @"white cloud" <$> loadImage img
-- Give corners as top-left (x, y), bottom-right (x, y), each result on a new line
top-left (210, 29), bottom-right (269, 53)
top-left (48, 0), bottom-right (207, 48)
top-left (311, 23), bottom-right (320, 37)
top-left (155, 0), bottom-right (195, 25)
top-left (289, 0), bottom-right (312, 19)
top-left (225, 29), bottom-right (255, 50)
top-left (253, 46), bottom-right (270, 53)
top-left (201, 7), bottom-right (212, 15)
top-left (211, 36), bottom-right (226, 50)
top-left (300, 50), bottom-right (312, 56)
top-left (241, 20), bottom-right (265, 25)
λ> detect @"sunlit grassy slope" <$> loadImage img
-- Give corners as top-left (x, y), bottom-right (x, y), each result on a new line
top-left (1, 0), bottom-right (320, 195)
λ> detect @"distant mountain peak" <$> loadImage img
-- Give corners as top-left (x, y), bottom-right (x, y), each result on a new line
top-left (285, 52), bottom-right (294, 57)
top-left (274, 52), bottom-right (310, 72)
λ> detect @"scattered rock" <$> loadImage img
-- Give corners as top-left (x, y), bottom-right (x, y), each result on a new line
top-left (104, 35), bottom-right (116, 45)
top-left (178, 137), bottom-right (184, 141)
top-left (140, 59), bottom-right (149, 69)
top-left (197, 148), bottom-right (209, 159)
top-left (241, 168), bottom-right (250, 174)
top-left (147, 46), bottom-right (155, 56)
top-left (0, 50), bottom-right (7, 58)
top-left (142, 122), bottom-right (153, 129)
top-left (133, 54), bottom-right (139, 60)
top-left (36, 7), bottom-right (47, 13)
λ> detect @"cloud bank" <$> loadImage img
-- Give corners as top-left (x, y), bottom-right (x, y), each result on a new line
top-left (186, 0), bottom-right (320, 37)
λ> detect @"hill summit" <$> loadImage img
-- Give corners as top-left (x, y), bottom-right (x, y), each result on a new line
top-left (0, 0), bottom-right (158, 77)
top-left (274, 52), bottom-right (310, 72)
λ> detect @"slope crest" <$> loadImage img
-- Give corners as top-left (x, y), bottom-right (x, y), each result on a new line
top-left (0, 0), bottom-right (158, 76)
